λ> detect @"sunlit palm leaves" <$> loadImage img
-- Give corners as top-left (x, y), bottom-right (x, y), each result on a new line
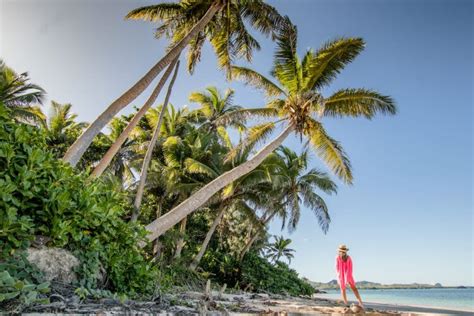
top-left (42, 101), bottom-right (88, 141)
top-left (188, 86), bottom-right (245, 130)
top-left (323, 88), bottom-right (396, 119)
top-left (126, 0), bottom-right (284, 73)
top-left (230, 18), bottom-right (396, 184)
top-left (0, 60), bottom-right (45, 124)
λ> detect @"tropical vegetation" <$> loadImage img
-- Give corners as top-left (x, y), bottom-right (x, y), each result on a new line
top-left (0, 1), bottom-right (396, 312)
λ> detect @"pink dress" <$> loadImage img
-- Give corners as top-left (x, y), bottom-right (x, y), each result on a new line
top-left (335, 255), bottom-right (355, 290)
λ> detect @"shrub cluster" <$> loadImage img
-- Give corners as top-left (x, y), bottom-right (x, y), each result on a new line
top-left (0, 103), bottom-right (158, 302)
top-left (240, 252), bottom-right (315, 296)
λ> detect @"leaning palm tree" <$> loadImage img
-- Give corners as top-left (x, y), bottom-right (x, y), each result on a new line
top-left (142, 17), bottom-right (396, 244)
top-left (63, 0), bottom-right (283, 167)
top-left (264, 235), bottom-right (295, 264)
top-left (0, 60), bottom-right (45, 124)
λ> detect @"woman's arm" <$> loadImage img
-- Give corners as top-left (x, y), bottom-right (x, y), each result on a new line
top-left (347, 256), bottom-right (353, 278)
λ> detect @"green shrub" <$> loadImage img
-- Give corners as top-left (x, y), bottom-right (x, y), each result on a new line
top-left (0, 103), bottom-right (158, 298)
top-left (240, 252), bottom-right (315, 296)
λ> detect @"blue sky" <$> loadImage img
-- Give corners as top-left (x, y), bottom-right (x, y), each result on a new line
top-left (2, 0), bottom-right (472, 286)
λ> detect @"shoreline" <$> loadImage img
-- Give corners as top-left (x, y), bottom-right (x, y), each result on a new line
top-left (313, 296), bottom-right (474, 315)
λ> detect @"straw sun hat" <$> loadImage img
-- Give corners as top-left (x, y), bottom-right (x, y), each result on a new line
top-left (338, 244), bottom-right (349, 253)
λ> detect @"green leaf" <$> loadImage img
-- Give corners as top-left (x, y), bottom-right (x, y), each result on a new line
top-left (14, 280), bottom-right (24, 290)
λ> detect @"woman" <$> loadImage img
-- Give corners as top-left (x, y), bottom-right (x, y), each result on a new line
top-left (336, 244), bottom-right (364, 308)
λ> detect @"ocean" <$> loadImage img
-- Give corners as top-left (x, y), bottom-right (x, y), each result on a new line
top-left (316, 288), bottom-right (474, 311)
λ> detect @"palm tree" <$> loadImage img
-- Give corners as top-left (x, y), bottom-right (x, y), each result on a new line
top-left (159, 103), bottom-right (190, 138)
top-left (142, 17), bottom-right (396, 244)
top-left (40, 101), bottom-right (88, 142)
top-left (264, 235), bottom-right (295, 264)
top-left (63, 0), bottom-right (283, 167)
top-left (273, 146), bottom-right (336, 233)
top-left (188, 86), bottom-right (245, 132)
top-left (36, 101), bottom-right (88, 158)
top-left (0, 60), bottom-right (45, 124)
top-left (238, 146), bottom-right (337, 260)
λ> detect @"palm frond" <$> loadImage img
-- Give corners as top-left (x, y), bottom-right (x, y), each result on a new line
top-left (184, 157), bottom-right (219, 178)
top-left (323, 88), bottom-right (397, 119)
top-left (273, 16), bottom-right (297, 68)
top-left (162, 136), bottom-right (184, 168)
top-left (303, 37), bottom-right (365, 90)
top-left (230, 66), bottom-right (284, 97)
top-left (301, 190), bottom-right (330, 234)
top-left (217, 126), bottom-right (233, 149)
top-left (241, 0), bottom-right (285, 37)
top-left (272, 16), bottom-right (300, 93)
top-left (9, 105), bottom-right (45, 126)
top-left (306, 118), bottom-right (353, 184)
top-left (299, 168), bottom-right (338, 195)
top-left (187, 31), bottom-right (206, 74)
top-left (214, 107), bottom-right (278, 126)
top-left (209, 25), bottom-right (234, 73)
top-left (233, 13), bottom-right (261, 62)
top-left (125, 3), bottom-right (184, 22)
top-left (286, 191), bottom-right (301, 233)
top-left (225, 122), bottom-right (276, 162)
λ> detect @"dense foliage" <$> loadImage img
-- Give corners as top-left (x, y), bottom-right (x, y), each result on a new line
top-left (0, 103), bottom-right (159, 300)
top-left (240, 252), bottom-right (314, 296)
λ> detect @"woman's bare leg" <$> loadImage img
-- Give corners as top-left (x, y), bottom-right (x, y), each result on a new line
top-left (340, 287), bottom-right (348, 305)
top-left (350, 284), bottom-right (364, 307)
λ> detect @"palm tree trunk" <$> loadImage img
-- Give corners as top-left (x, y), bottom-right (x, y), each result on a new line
top-left (143, 124), bottom-right (294, 244)
top-left (130, 61), bottom-right (181, 221)
top-left (189, 205), bottom-right (226, 271)
top-left (238, 211), bottom-right (277, 261)
top-left (173, 216), bottom-right (187, 258)
top-left (91, 58), bottom-right (180, 178)
top-left (153, 204), bottom-right (163, 260)
top-left (62, 2), bottom-right (223, 166)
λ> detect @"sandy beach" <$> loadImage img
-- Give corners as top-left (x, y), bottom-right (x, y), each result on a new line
top-left (18, 290), bottom-right (473, 315)
top-left (150, 291), bottom-right (474, 315)
top-left (193, 291), bottom-right (473, 315)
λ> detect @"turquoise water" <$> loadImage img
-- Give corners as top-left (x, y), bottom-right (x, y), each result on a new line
top-left (316, 288), bottom-right (474, 311)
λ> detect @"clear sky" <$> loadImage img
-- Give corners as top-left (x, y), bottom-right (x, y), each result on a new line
top-left (1, 0), bottom-right (472, 286)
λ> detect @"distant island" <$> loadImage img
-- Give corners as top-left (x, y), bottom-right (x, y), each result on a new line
top-left (304, 279), bottom-right (472, 290)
